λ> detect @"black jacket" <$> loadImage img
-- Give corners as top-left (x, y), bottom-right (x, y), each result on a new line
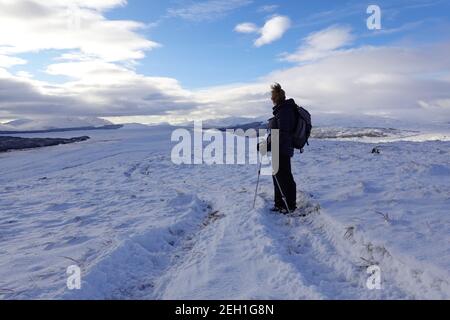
top-left (268, 99), bottom-right (298, 157)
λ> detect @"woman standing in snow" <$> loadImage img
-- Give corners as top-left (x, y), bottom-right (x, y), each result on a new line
top-left (265, 83), bottom-right (298, 213)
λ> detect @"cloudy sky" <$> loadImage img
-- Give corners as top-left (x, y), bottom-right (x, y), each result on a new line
top-left (0, 0), bottom-right (449, 124)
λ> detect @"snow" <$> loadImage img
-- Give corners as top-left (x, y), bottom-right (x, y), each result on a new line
top-left (0, 125), bottom-right (449, 299)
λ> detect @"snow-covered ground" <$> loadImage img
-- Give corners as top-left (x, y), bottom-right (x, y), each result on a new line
top-left (0, 125), bottom-right (449, 299)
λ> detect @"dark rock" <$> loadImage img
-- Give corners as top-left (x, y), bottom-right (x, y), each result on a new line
top-left (0, 136), bottom-right (90, 153)
top-left (372, 147), bottom-right (381, 154)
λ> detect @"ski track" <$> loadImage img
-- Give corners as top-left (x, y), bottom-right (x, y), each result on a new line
top-left (0, 128), bottom-right (449, 299)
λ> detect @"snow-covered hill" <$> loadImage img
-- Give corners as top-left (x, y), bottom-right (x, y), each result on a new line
top-left (0, 126), bottom-right (449, 299)
top-left (120, 123), bottom-right (152, 130)
top-left (0, 124), bottom-right (13, 131)
top-left (1, 117), bottom-right (113, 132)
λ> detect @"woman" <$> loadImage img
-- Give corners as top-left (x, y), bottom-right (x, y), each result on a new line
top-left (267, 83), bottom-right (297, 213)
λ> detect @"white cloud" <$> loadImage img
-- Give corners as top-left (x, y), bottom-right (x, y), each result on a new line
top-left (281, 25), bottom-right (353, 62)
top-left (41, 0), bottom-right (127, 10)
top-left (2, 40), bottom-right (450, 124)
top-left (0, 1), bottom-right (196, 120)
top-left (0, 1), bottom-right (449, 125)
top-left (0, 60), bottom-right (198, 119)
top-left (234, 22), bottom-right (259, 34)
top-left (167, 0), bottom-right (252, 22)
top-left (256, 16), bottom-right (291, 47)
top-left (235, 15), bottom-right (291, 47)
top-left (0, 0), bottom-right (159, 62)
top-left (2, 38), bottom-right (450, 123)
top-left (194, 42), bottom-right (450, 122)
top-left (258, 5), bottom-right (279, 13)
top-left (0, 55), bottom-right (27, 68)
top-left (419, 99), bottom-right (450, 110)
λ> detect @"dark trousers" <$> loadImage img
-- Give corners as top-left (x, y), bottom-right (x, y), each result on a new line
top-left (273, 154), bottom-right (297, 211)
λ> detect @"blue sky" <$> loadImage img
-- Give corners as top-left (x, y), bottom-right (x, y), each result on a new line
top-left (0, 0), bottom-right (449, 123)
top-left (104, 0), bottom-right (450, 88)
top-left (10, 0), bottom-right (450, 88)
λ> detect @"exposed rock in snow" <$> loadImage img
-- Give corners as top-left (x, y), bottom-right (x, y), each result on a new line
top-left (0, 136), bottom-right (90, 153)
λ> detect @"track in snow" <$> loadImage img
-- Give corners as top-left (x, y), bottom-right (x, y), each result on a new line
top-left (149, 181), bottom-right (409, 300)
top-left (67, 159), bottom-right (442, 300)
top-left (2, 128), bottom-right (449, 299)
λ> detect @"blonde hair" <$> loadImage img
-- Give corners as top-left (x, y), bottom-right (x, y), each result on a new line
top-left (271, 83), bottom-right (286, 105)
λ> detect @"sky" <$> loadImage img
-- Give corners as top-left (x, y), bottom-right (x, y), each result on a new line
top-left (0, 0), bottom-right (450, 125)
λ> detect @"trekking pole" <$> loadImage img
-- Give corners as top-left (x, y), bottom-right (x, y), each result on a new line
top-left (253, 161), bottom-right (262, 209)
top-left (273, 174), bottom-right (291, 214)
top-left (253, 132), bottom-right (268, 209)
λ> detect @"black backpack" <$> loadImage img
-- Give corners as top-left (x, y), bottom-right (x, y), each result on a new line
top-left (293, 105), bottom-right (312, 152)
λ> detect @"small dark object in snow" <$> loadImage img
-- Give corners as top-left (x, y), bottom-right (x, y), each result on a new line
top-left (138, 283), bottom-right (154, 291)
top-left (372, 147), bottom-right (381, 154)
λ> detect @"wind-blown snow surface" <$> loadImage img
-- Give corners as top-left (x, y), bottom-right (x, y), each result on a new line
top-left (0, 126), bottom-right (449, 299)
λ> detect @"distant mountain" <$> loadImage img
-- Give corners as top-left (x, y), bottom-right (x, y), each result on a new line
top-left (218, 121), bottom-right (267, 131)
top-left (0, 117), bottom-right (123, 134)
top-left (311, 127), bottom-right (416, 139)
top-left (120, 123), bottom-right (151, 130)
top-left (0, 125), bottom-right (123, 135)
top-left (0, 124), bottom-right (13, 131)
top-left (200, 113), bottom-right (432, 131)
top-left (5, 119), bottom-right (33, 127)
top-left (204, 117), bottom-right (267, 128)
top-left (213, 119), bottom-right (418, 140)
top-left (178, 117), bottom-right (268, 129)
top-left (3, 117), bottom-right (113, 131)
